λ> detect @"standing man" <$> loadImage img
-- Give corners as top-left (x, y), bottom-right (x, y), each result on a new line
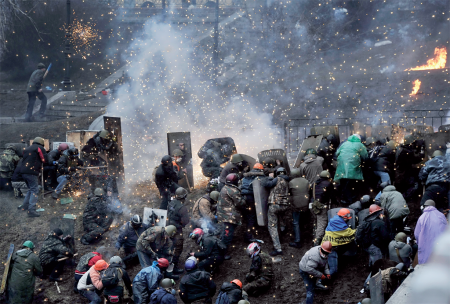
top-left (379, 185), bottom-right (410, 235)
top-left (18, 137), bottom-right (48, 217)
top-left (0, 144), bottom-right (21, 191)
top-left (218, 154), bottom-right (248, 191)
top-left (419, 150), bottom-right (449, 210)
top-left (155, 155), bottom-right (181, 210)
top-left (25, 63), bottom-right (48, 121)
top-left (299, 148), bottom-right (324, 184)
top-left (288, 168), bottom-right (310, 248)
top-left (52, 147), bottom-right (83, 200)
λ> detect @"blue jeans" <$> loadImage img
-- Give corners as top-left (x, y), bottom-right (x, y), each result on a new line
top-left (137, 250), bottom-right (154, 268)
top-left (55, 175), bottom-right (69, 195)
top-left (292, 211), bottom-right (301, 242)
top-left (22, 174), bottom-right (39, 210)
top-left (374, 171), bottom-right (390, 198)
top-left (328, 250), bottom-right (338, 276)
top-left (79, 288), bottom-right (103, 304)
top-left (299, 269), bottom-right (315, 304)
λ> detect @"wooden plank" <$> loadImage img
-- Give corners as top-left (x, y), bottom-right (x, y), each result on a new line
top-left (0, 244), bottom-right (14, 294)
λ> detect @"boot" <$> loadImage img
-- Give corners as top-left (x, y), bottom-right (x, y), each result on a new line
top-left (289, 242), bottom-right (301, 248)
top-left (315, 280), bottom-right (329, 291)
top-left (18, 204), bottom-right (28, 211)
top-left (269, 249), bottom-right (283, 256)
top-left (52, 192), bottom-right (59, 200)
top-left (28, 210), bottom-right (40, 218)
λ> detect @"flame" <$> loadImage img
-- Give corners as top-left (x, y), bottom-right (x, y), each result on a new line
top-left (405, 47), bottom-right (447, 71)
top-left (409, 79), bottom-right (421, 95)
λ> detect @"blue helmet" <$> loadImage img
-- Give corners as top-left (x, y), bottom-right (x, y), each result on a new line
top-left (184, 256), bottom-right (197, 270)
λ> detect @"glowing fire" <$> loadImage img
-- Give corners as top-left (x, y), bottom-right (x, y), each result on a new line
top-left (409, 79), bottom-right (421, 95)
top-left (405, 47), bottom-right (447, 71)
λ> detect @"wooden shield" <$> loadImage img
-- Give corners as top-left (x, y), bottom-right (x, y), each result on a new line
top-left (257, 149), bottom-right (290, 175)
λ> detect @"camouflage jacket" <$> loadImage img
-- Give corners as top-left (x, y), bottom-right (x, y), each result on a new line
top-left (217, 184), bottom-right (246, 225)
top-left (249, 251), bottom-right (274, 280)
top-left (83, 196), bottom-right (109, 226)
top-left (264, 175), bottom-right (290, 205)
top-left (39, 233), bottom-right (73, 265)
top-left (419, 154), bottom-right (450, 186)
top-left (136, 226), bottom-right (173, 258)
top-left (0, 149), bottom-right (20, 178)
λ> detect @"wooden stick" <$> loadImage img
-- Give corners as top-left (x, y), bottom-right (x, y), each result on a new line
top-left (55, 282), bottom-right (61, 294)
top-left (58, 253), bottom-right (78, 262)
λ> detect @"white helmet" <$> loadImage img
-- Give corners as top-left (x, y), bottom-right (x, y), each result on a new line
top-left (246, 242), bottom-right (260, 258)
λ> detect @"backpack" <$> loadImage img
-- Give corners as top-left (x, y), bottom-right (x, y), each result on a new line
top-left (101, 267), bottom-right (122, 289)
top-left (215, 291), bottom-right (231, 304)
top-left (356, 219), bottom-right (372, 249)
top-left (213, 237), bottom-right (227, 256)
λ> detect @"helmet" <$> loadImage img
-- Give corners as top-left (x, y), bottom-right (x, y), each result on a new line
top-left (253, 163), bottom-right (264, 170)
top-left (161, 155), bottom-right (172, 165)
top-left (326, 134), bottom-right (335, 142)
top-left (365, 137), bottom-right (375, 146)
top-left (246, 242), bottom-right (261, 258)
top-left (230, 154), bottom-right (243, 164)
top-left (369, 204), bottom-right (382, 214)
top-left (94, 260), bottom-right (109, 271)
top-left (189, 228), bottom-right (204, 240)
top-left (320, 241), bottom-right (332, 253)
top-left (185, 256), bottom-right (197, 270)
top-left (432, 150), bottom-right (444, 158)
top-left (424, 199), bottom-right (435, 207)
top-left (231, 279), bottom-right (243, 289)
top-left (109, 256), bottom-right (123, 265)
top-left (380, 182), bottom-right (389, 190)
top-left (403, 135), bottom-right (415, 145)
top-left (172, 149), bottom-right (184, 157)
top-left (337, 208), bottom-right (352, 220)
top-left (33, 137), bottom-right (45, 146)
top-left (67, 147), bottom-right (79, 158)
top-left (165, 225), bottom-right (177, 237)
top-left (209, 191), bottom-right (220, 202)
top-left (175, 187), bottom-right (188, 199)
top-left (157, 258), bottom-right (170, 269)
top-left (290, 168), bottom-right (301, 178)
top-left (387, 141), bottom-right (397, 149)
top-left (94, 188), bottom-right (104, 197)
top-left (99, 129), bottom-right (111, 139)
top-left (319, 170), bottom-right (330, 178)
top-left (276, 167), bottom-right (287, 176)
top-left (361, 299), bottom-right (371, 304)
top-left (226, 173), bottom-right (239, 185)
top-left (131, 214), bottom-right (142, 226)
top-left (395, 232), bottom-right (407, 243)
top-left (160, 278), bottom-right (175, 289)
top-left (305, 148), bottom-right (317, 155)
top-left (58, 143), bottom-right (69, 151)
top-left (238, 301), bottom-right (250, 304)
top-left (37, 63), bottom-right (46, 69)
top-left (23, 240), bottom-right (34, 249)
top-left (361, 195), bottom-right (370, 204)
top-left (5, 144), bottom-right (18, 154)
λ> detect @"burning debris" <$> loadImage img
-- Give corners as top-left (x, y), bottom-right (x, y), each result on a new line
top-left (405, 47), bottom-right (447, 71)
top-left (409, 79), bottom-right (422, 96)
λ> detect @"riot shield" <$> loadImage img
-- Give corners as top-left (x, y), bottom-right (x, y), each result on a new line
top-left (104, 116), bottom-right (125, 189)
top-left (240, 154), bottom-right (257, 170)
top-left (253, 178), bottom-right (270, 226)
top-left (310, 126), bottom-right (339, 141)
top-left (422, 131), bottom-right (450, 156)
top-left (293, 135), bottom-right (323, 168)
top-left (369, 271), bottom-right (385, 304)
top-left (327, 207), bottom-right (356, 229)
top-left (438, 125), bottom-right (450, 132)
top-left (143, 208), bottom-right (168, 227)
top-left (167, 132), bottom-right (194, 191)
top-left (257, 149), bottom-right (290, 175)
top-left (198, 137), bottom-right (237, 178)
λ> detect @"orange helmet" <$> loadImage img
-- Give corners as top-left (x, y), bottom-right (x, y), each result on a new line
top-left (94, 259), bottom-right (109, 271)
top-left (369, 204), bottom-right (382, 214)
top-left (253, 163), bottom-right (264, 170)
top-left (337, 208), bottom-right (352, 220)
top-left (321, 241), bottom-right (332, 253)
top-left (231, 279), bottom-right (243, 289)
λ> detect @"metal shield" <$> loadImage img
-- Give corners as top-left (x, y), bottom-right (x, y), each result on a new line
top-left (257, 149), bottom-right (290, 175)
top-left (293, 135), bottom-right (323, 168)
top-left (143, 207), bottom-right (168, 227)
top-left (253, 178), bottom-right (270, 226)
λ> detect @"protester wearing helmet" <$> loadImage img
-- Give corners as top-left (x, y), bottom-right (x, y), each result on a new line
top-left (167, 187), bottom-right (191, 275)
top-left (189, 228), bottom-right (225, 273)
top-left (150, 278), bottom-right (177, 304)
top-left (218, 154), bottom-right (249, 191)
top-left (191, 190), bottom-right (220, 232)
top-left (299, 241), bottom-right (332, 304)
top-left (39, 229), bottom-right (74, 281)
top-left (388, 232), bottom-right (413, 270)
top-left (172, 146), bottom-right (192, 191)
top-left (0, 143), bottom-right (21, 191)
top-left (299, 148), bottom-right (324, 184)
top-left (115, 215), bottom-right (149, 263)
top-left (103, 256), bottom-right (133, 304)
top-left (217, 173), bottom-right (247, 260)
top-left (133, 258), bottom-right (169, 304)
top-left (25, 63), bottom-right (48, 122)
top-left (81, 129), bottom-right (117, 166)
top-left (179, 256), bottom-right (216, 304)
top-left (77, 259), bottom-right (108, 302)
top-left (155, 155), bottom-right (182, 210)
top-left (239, 163), bottom-right (265, 242)
top-left (42, 143), bottom-right (70, 190)
top-left (242, 242), bottom-right (273, 296)
top-left (73, 251), bottom-right (102, 293)
top-left (262, 167), bottom-right (290, 256)
top-left (216, 279), bottom-right (249, 304)
top-left (52, 147), bottom-right (83, 200)
top-left (288, 168), bottom-right (310, 249)
top-left (6, 240), bottom-right (42, 304)
top-left (379, 184), bottom-right (410, 235)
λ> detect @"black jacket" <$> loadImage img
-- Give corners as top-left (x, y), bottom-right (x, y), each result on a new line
top-left (373, 146), bottom-right (395, 173)
top-left (155, 163), bottom-right (178, 194)
top-left (194, 235), bottom-right (222, 260)
top-left (19, 143), bottom-right (48, 176)
top-left (217, 282), bottom-right (244, 304)
top-left (11, 159), bottom-right (24, 182)
top-left (313, 177), bottom-right (336, 205)
top-left (103, 263), bottom-right (133, 296)
top-left (57, 154), bottom-right (83, 177)
top-left (179, 269), bottom-right (216, 303)
top-left (47, 149), bottom-right (62, 164)
top-left (167, 199), bottom-right (190, 230)
top-left (365, 211), bottom-right (391, 250)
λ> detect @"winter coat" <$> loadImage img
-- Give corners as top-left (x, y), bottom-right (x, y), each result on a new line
top-left (136, 226), bottom-right (173, 258)
top-left (155, 163), bottom-right (179, 194)
top-left (0, 148), bottom-right (20, 178)
top-left (215, 282), bottom-right (244, 304)
top-left (150, 288), bottom-right (177, 304)
top-left (194, 235), bottom-right (223, 259)
top-left (133, 261), bottom-right (164, 304)
top-left (373, 145), bottom-right (395, 173)
top-left (11, 159), bottom-right (24, 182)
top-left (77, 265), bottom-right (103, 291)
top-left (192, 195), bottom-right (216, 224)
top-left (27, 69), bottom-right (45, 92)
top-left (115, 222), bottom-right (149, 251)
top-left (419, 155), bottom-right (449, 186)
top-left (334, 135), bottom-right (368, 182)
top-left (248, 251), bottom-right (273, 281)
top-left (388, 240), bottom-right (412, 268)
top-left (167, 199), bottom-right (190, 230)
top-left (264, 175), bottom-right (290, 205)
top-left (81, 133), bottom-right (118, 158)
top-left (39, 233), bottom-right (73, 266)
top-left (313, 177), bottom-right (336, 205)
top-left (57, 153), bottom-right (83, 177)
top-left (364, 211), bottom-right (391, 250)
top-left (299, 246), bottom-right (330, 278)
top-left (289, 176), bottom-right (310, 211)
top-left (240, 169), bottom-right (265, 195)
top-left (414, 206), bottom-right (447, 264)
top-left (103, 263), bottom-right (133, 297)
top-left (6, 248), bottom-right (42, 304)
top-left (46, 149), bottom-right (62, 164)
top-left (179, 269), bottom-right (216, 303)
top-left (219, 162), bottom-right (241, 184)
top-left (83, 196), bottom-right (110, 227)
top-left (217, 184), bottom-right (246, 225)
top-left (379, 186), bottom-right (410, 220)
top-left (19, 143), bottom-right (48, 176)
top-left (299, 155), bottom-right (324, 184)
top-left (75, 252), bottom-right (102, 274)
top-left (395, 143), bottom-right (424, 172)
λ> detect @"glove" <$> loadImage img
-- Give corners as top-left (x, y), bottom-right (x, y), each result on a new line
top-left (320, 274), bottom-right (326, 280)
top-left (69, 167), bottom-right (76, 172)
top-left (327, 275), bottom-right (331, 280)
top-left (53, 161), bottom-right (58, 165)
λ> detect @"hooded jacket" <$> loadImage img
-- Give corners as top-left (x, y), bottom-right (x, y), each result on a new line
top-left (334, 135), bottom-right (368, 182)
top-left (77, 265), bottom-right (103, 291)
top-left (192, 194), bottom-right (216, 224)
top-left (419, 155), bottom-right (449, 186)
top-left (388, 240), bottom-right (412, 268)
top-left (75, 252), bottom-right (102, 274)
top-left (19, 143), bottom-right (48, 176)
top-left (299, 246), bottom-right (330, 278)
top-left (288, 173), bottom-right (310, 211)
top-left (150, 288), bottom-right (177, 304)
top-left (115, 222), bottom-right (149, 250)
top-left (27, 69), bottom-right (45, 93)
top-left (241, 169), bottom-right (265, 195)
top-left (263, 175), bottom-right (290, 205)
top-left (313, 176), bottom-right (336, 205)
top-left (216, 282), bottom-right (244, 304)
top-left (217, 184), bottom-right (246, 225)
top-left (363, 210), bottom-right (391, 250)
top-left (379, 186), bottom-right (410, 220)
top-left (133, 261), bottom-right (164, 304)
top-left (299, 155), bottom-right (324, 184)
top-left (39, 233), bottom-right (73, 265)
top-left (155, 162), bottom-right (179, 194)
top-left (179, 268), bottom-right (216, 303)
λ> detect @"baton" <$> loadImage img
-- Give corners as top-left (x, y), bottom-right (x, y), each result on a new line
top-left (47, 63), bottom-right (52, 71)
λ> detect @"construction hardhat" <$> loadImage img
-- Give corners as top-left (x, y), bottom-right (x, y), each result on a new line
top-left (432, 150), bottom-right (444, 158)
top-left (226, 173), bottom-right (239, 185)
top-left (23, 240), bottom-right (35, 249)
top-left (361, 299), bottom-right (371, 304)
top-left (305, 148), bottom-right (317, 155)
top-left (157, 258), bottom-right (170, 269)
top-left (189, 228), bottom-right (204, 240)
top-left (185, 256), bottom-right (198, 270)
top-left (319, 170), bottom-right (330, 178)
top-left (94, 188), bottom-right (104, 197)
top-left (209, 191), bottom-right (220, 202)
top-left (58, 143), bottom-right (69, 151)
top-left (365, 137), bottom-right (376, 146)
top-left (99, 129), bottom-right (111, 139)
top-left (109, 256), bottom-right (123, 265)
top-left (94, 260), bottom-right (109, 271)
top-left (37, 63), bottom-right (46, 69)
top-left (247, 242), bottom-right (261, 258)
top-left (131, 214), bottom-right (142, 225)
top-left (230, 154), bottom-right (243, 164)
top-left (175, 187), bottom-right (188, 199)
top-left (424, 200), bottom-right (435, 207)
top-left (395, 232), bottom-right (407, 243)
top-left (369, 204), bottom-right (382, 214)
top-left (231, 279), bottom-right (243, 289)
top-left (172, 149), bottom-right (184, 157)
top-left (403, 135), bottom-right (415, 145)
top-left (321, 241), bottom-right (332, 253)
top-left (165, 225), bottom-right (177, 237)
top-left (33, 137), bottom-right (45, 146)
top-left (160, 278), bottom-right (175, 289)
top-left (290, 168), bottom-right (301, 178)
top-left (337, 208), bottom-right (352, 220)
top-left (253, 163), bottom-right (264, 170)
top-left (276, 167), bottom-right (287, 176)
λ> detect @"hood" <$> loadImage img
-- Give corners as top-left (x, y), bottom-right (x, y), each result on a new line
top-left (278, 174), bottom-right (290, 181)
top-left (16, 248), bottom-right (32, 258)
top-left (304, 155), bottom-right (317, 163)
top-left (220, 282), bottom-right (239, 292)
top-left (393, 241), bottom-right (406, 249)
top-left (423, 206), bottom-right (438, 213)
top-left (383, 185), bottom-right (396, 193)
top-left (348, 135), bottom-right (361, 143)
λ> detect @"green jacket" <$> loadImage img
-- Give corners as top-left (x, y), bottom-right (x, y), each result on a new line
top-left (6, 248), bottom-right (42, 304)
top-left (335, 135), bottom-right (368, 182)
top-left (27, 69), bottom-right (45, 93)
top-left (0, 149), bottom-right (20, 178)
top-left (217, 184), bottom-right (246, 225)
top-left (39, 233), bottom-right (73, 265)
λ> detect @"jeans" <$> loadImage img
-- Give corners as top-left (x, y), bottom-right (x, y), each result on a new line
top-left (137, 250), bottom-right (154, 268)
top-left (374, 171), bottom-right (390, 198)
top-left (55, 175), bottom-right (69, 195)
top-left (79, 289), bottom-right (103, 304)
top-left (328, 250), bottom-right (338, 276)
top-left (299, 269), bottom-right (315, 304)
top-left (22, 174), bottom-right (39, 210)
top-left (292, 211), bottom-right (301, 242)
top-left (25, 91), bottom-right (47, 119)
top-left (366, 244), bottom-right (383, 267)
top-left (220, 222), bottom-right (237, 253)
